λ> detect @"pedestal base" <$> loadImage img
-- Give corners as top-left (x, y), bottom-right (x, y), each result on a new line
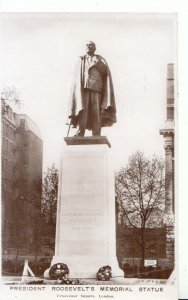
top-left (44, 139), bottom-right (123, 279)
top-left (44, 255), bottom-right (122, 279)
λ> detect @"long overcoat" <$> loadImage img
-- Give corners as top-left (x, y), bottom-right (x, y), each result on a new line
top-left (68, 54), bottom-right (117, 129)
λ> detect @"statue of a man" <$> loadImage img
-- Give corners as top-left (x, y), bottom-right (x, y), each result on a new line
top-left (69, 41), bottom-right (117, 137)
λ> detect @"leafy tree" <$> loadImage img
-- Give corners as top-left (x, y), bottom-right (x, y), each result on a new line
top-left (115, 151), bottom-right (165, 267)
top-left (42, 164), bottom-right (58, 228)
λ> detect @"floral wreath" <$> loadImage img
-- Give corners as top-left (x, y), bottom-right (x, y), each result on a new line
top-left (49, 263), bottom-right (69, 280)
top-left (49, 263), bottom-right (79, 285)
top-left (97, 265), bottom-right (112, 281)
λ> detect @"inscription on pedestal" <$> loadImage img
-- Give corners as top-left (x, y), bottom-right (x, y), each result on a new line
top-left (60, 207), bottom-right (106, 256)
top-left (49, 144), bottom-right (123, 278)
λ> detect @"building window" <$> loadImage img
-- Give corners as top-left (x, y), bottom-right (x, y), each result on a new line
top-left (167, 107), bottom-right (174, 120)
top-left (5, 123), bottom-right (9, 135)
top-left (3, 122), bottom-right (6, 135)
top-left (5, 159), bottom-right (8, 169)
top-left (24, 133), bottom-right (28, 145)
top-left (8, 180), bottom-right (12, 192)
top-left (4, 178), bottom-right (7, 190)
top-left (20, 119), bottom-right (25, 128)
top-left (2, 160), bottom-right (4, 171)
top-left (7, 124), bottom-right (10, 136)
top-left (2, 137), bottom-right (5, 154)
top-left (9, 142), bottom-right (13, 157)
top-left (9, 160), bottom-right (12, 172)
top-left (5, 139), bottom-right (8, 151)
top-left (8, 108), bottom-right (12, 119)
top-left (9, 126), bottom-right (12, 138)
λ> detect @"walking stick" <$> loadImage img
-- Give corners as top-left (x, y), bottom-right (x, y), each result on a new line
top-left (66, 117), bottom-right (79, 137)
top-left (66, 118), bottom-right (72, 137)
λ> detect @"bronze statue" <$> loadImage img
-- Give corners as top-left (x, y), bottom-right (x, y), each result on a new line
top-left (69, 41), bottom-right (116, 137)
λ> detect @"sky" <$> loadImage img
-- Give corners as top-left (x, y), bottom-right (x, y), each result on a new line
top-left (1, 13), bottom-right (177, 172)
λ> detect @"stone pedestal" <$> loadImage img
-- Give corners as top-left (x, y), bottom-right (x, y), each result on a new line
top-left (44, 137), bottom-right (123, 279)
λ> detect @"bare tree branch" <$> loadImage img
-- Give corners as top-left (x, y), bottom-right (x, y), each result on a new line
top-left (115, 151), bottom-right (165, 266)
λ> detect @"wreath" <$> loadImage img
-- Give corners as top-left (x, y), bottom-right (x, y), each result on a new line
top-left (49, 263), bottom-right (69, 280)
top-left (49, 263), bottom-right (79, 284)
top-left (97, 265), bottom-right (112, 281)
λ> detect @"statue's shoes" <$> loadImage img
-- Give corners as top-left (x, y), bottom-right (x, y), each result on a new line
top-left (74, 131), bottom-right (84, 137)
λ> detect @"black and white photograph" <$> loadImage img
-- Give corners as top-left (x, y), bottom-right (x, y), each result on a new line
top-left (1, 12), bottom-right (178, 300)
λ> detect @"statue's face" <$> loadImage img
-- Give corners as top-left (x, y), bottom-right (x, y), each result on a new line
top-left (86, 42), bottom-right (96, 55)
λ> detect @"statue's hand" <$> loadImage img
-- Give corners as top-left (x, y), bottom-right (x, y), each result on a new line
top-left (69, 115), bottom-right (78, 128)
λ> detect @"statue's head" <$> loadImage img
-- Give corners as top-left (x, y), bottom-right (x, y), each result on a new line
top-left (85, 41), bottom-right (96, 55)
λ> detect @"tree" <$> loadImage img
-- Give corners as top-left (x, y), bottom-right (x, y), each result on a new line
top-left (42, 164), bottom-right (58, 228)
top-left (1, 86), bottom-right (21, 109)
top-left (115, 152), bottom-right (165, 267)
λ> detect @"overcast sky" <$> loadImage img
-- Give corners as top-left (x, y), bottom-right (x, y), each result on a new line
top-left (1, 13), bottom-right (176, 171)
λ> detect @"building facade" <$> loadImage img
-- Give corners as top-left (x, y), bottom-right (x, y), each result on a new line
top-left (1, 102), bottom-right (17, 254)
top-left (1, 101), bottom-right (43, 256)
top-left (160, 63), bottom-right (175, 266)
